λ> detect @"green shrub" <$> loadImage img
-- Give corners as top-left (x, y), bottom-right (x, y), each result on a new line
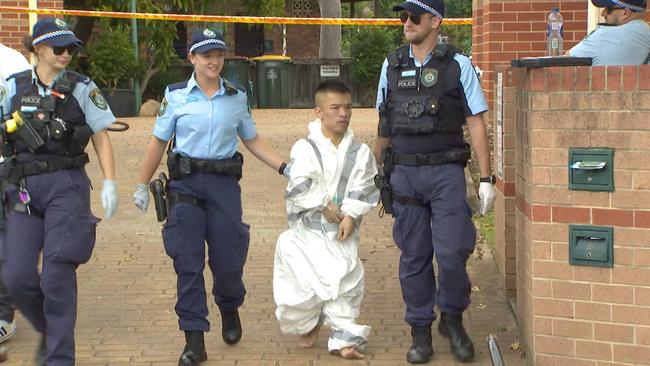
top-left (85, 21), bottom-right (146, 91)
top-left (343, 25), bottom-right (401, 90)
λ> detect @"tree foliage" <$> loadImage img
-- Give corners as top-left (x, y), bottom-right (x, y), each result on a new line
top-left (63, 0), bottom-right (285, 98)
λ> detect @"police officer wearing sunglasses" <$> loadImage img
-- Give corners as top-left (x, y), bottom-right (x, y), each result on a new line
top-left (133, 29), bottom-right (287, 366)
top-left (373, 0), bottom-right (496, 363)
top-left (0, 17), bottom-right (118, 366)
top-left (567, 0), bottom-right (649, 65)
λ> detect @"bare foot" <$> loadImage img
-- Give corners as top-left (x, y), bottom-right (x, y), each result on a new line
top-left (339, 346), bottom-right (364, 359)
top-left (297, 324), bottom-right (321, 348)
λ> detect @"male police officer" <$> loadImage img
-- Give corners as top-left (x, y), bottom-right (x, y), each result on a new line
top-left (0, 42), bottom-right (31, 349)
top-left (374, 0), bottom-right (496, 363)
top-left (567, 0), bottom-right (650, 65)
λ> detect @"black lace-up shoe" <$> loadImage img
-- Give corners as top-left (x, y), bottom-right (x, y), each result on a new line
top-left (220, 308), bottom-right (242, 345)
top-left (178, 331), bottom-right (207, 366)
top-left (406, 325), bottom-right (434, 364)
top-left (438, 312), bottom-right (475, 362)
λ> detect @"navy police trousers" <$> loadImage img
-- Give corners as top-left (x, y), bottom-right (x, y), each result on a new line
top-left (162, 172), bottom-right (250, 332)
top-left (1, 167), bottom-right (99, 366)
top-left (390, 163), bottom-right (476, 327)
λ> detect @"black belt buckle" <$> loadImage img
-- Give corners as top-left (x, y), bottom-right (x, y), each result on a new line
top-left (414, 153), bottom-right (429, 166)
top-left (179, 157), bottom-right (191, 175)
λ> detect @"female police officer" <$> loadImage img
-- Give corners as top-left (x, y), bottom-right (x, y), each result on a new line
top-left (0, 18), bottom-right (118, 366)
top-left (132, 29), bottom-right (287, 366)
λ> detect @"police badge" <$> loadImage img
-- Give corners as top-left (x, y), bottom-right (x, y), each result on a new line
top-left (421, 68), bottom-right (439, 88)
top-left (203, 29), bottom-right (216, 38)
top-left (158, 97), bottom-right (168, 117)
top-left (55, 18), bottom-right (68, 29)
top-left (89, 88), bottom-right (108, 110)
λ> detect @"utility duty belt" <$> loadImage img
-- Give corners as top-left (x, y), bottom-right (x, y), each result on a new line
top-left (375, 145), bottom-right (470, 215)
top-left (149, 172), bottom-right (207, 222)
top-left (389, 146), bottom-right (470, 167)
top-left (167, 152), bottom-right (243, 180)
top-left (0, 153), bottom-right (89, 185)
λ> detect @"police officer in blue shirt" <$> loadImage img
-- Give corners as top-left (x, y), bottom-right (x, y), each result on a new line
top-left (567, 0), bottom-right (649, 65)
top-left (0, 18), bottom-right (118, 366)
top-left (373, 0), bottom-right (496, 363)
top-left (133, 29), bottom-right (288, 366)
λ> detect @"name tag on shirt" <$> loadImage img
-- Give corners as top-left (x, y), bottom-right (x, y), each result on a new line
top-left (401, 69), bottom-right (416, 77)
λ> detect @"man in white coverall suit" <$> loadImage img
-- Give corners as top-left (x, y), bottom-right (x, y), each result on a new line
top-left (273, 80), bottom-right (379, 359)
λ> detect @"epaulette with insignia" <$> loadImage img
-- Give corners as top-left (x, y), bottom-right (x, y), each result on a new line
top-left (222, 78), bottom-right (241, 96)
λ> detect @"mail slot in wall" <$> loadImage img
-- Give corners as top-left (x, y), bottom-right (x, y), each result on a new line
top-left (569, 225), bottom-right (613, 267)
top-left (568, 148), bottom-right (614, 192)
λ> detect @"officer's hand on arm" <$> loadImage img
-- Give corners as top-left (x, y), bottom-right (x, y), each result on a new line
top-left (133, 184), bottom-right (149, 212)
top-left (337, 216), bottom-right (355, 241)
top-left (478, 182), bottom-right (497, 216)
top-left (101, 179), bottom-right (118, 219)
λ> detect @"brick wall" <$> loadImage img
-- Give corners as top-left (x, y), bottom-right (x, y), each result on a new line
top-left (502, 64), bottom-right (650, 364)
top-left (1, 0), bottom-right (64, 56)
top-left (472, 0), bottom-right (589, 105)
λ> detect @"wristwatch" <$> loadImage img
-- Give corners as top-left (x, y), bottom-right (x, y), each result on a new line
top-left (479, 175), bottom-right (496, 184)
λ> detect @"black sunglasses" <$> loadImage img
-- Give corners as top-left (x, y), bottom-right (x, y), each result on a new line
top-left (399, 11), bottom-right (427, 25)
top-left (52, 44), bottom-right (79, 56)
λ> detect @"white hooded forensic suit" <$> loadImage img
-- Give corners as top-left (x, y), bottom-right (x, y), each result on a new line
top-left (273, 119), bottom-right (379, 352)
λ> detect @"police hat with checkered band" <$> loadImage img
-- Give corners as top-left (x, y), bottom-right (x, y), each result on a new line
top-left (591, 0), bottom-right (646, 12)
top-left (32, 17), bottom-right (81, 47)
top-left (393, 0), bottom-right (445, 18)
top-left (188, 28), bottom-right (228, 54)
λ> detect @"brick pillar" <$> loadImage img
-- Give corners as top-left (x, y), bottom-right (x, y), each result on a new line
top-left (1, 0), bottom-right (64, 56)
top-left (493, 65), bottom-right (517, 298)
top-left (512, 64), bottom-right (650, 364)
top-left (472, 0), bottom-right (589, 105)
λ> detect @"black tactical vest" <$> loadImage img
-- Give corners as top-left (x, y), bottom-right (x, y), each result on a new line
top-left (9, 70), bottom-right (93, 157)
top-left (380, 43), bottom-right (467, 154)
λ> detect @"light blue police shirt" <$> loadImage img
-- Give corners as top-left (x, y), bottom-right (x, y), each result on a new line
top-left (153, 74), bottom-right (257, 160)
top-left (1, 68), bottom-right (115, 133)
top-left (375, 45), bottom-right (488, 116)
top-left (568, 19), bottom-right (650, 66)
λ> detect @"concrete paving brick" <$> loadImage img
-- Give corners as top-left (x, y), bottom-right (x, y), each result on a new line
top-left (2, 109), bottom-right (524, 365)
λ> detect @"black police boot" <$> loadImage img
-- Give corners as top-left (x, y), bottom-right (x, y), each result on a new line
top-left (437, 312), bottom-right (475, 362)
top-left (178, 331), bottom-right (207, 366)
top-left (406, 325), bottom-right (434, 364)
top-left (219, 308), bottom-right (242, 345)
top-left (34, 335), bottom-right (46, 366)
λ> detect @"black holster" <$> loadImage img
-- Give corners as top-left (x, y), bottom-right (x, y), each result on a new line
top-left (149, 173), bottom-right (168, 222)
top-left (374, 173), bottom-right (394, 215)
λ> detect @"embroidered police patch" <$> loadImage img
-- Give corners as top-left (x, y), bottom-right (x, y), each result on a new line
top-left (55, 18), bottom-right (68, 29)
top-left (158, 97), bottom-right (167, 117)
top-left (89, 88), bottom-right (108, 110)
top-left (203, 29), bottom-right (216, 38)
top-left (397, 78), bottom-right (417, 89)
top-left (421, 68), bottom-right (438, 87)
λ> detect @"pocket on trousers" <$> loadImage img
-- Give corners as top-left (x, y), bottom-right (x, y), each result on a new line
top-left (238, 222), bottom-right (251, 264)
top-left (54, 214), bottom-right (100, 264)
top-left (161, 213), bottom-right (182, 259)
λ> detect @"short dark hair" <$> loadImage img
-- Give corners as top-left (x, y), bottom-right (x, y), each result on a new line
top-left (313, 79), bottom-right (351, 105)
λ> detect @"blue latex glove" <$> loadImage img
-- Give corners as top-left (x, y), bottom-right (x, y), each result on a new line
top-left (282, 161), bottom-right (293, 178)
top-left (133, 183), bottom-right (149, 212)
top-left (101, 179), bottom-right (118, 219)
